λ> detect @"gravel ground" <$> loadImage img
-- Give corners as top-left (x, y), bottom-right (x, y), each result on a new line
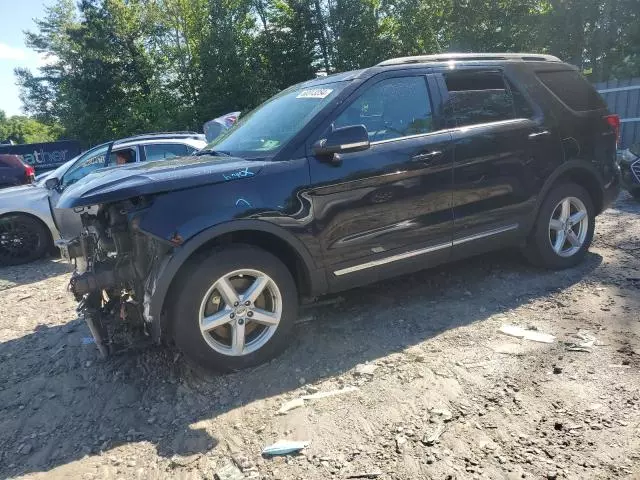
top-left (1, 194), bottom-right (639, 480)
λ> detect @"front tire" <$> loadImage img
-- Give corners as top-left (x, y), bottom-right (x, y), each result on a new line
top-left (171, 245), bottom-right (298, 372)
top-left (523, 183), bottom-right (595, 269)
top-left (0, 215), bottom-right (51, 266)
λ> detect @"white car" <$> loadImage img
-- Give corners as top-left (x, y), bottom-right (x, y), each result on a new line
top-left (0, 133), bottom-right (206, 265)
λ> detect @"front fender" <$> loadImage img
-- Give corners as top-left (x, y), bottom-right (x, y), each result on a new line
top-left (146, 219), bottom-right (326, 340)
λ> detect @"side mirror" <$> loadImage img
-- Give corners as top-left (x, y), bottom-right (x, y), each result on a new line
top-left (45, 177), bottom-right (60, 190)
top-left (313, 125), bottom-right (370, 158)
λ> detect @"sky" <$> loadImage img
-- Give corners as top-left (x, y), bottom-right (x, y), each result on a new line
top-left (0, 0), bottom-right (51, 117)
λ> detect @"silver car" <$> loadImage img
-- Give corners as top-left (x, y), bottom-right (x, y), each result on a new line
top-left (0, 133), bottom-right (206, 266)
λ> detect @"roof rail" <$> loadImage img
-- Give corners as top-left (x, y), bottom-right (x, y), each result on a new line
top-left (377, 53), bottom-right (561, 67)
top-left (114, 131), bottom-right (204, 144)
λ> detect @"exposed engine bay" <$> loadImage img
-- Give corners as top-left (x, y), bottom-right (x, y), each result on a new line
top-left (62, 199), bottom-right (171, 356)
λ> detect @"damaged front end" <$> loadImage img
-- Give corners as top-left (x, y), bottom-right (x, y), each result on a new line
top-left (61, 198), bottom-right (171, 356)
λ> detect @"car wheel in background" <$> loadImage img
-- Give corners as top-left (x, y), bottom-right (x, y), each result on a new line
top-left (171, 245), bottom-right (298, 372)
top-left (522, 183), bottom-right (595, 269)
top-left (0, 215), bottom-right (52, 266)
top-left (630, 189), bottom-right (640, 202)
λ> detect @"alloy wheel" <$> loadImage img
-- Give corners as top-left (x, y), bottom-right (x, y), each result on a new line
top-left (198, 269), bottom-right (282, 356)
top-left (0, 218), bottom-right (40, 261)
top-left (548, 196), bottom-right (589, 258)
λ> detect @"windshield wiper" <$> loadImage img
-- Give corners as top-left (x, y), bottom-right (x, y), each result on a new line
top-left (194, 149), bottom-right (232, 157)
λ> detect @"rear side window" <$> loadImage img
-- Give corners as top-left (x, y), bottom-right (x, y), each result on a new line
top-left (536, 70), bottom-right (606, 111)
top-left (442, 71), bottom-right (516, 127)
top-left (144, 143), bottom-right (191, 162)
top-left (0, 154), bottom-right (23, 168)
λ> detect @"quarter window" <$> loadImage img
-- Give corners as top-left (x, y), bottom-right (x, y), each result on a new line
top-left (334, 76), bottom-right (433, 142)
top-left (536, 70), bottom-right (606, 111)
top-left (442, 71), bottom-right (516, 127)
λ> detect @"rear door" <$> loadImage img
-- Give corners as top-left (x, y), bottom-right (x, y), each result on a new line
top-left (435, 67), bottom-right (560, 257)
top-left (307, 71), bottom-right (455, 289)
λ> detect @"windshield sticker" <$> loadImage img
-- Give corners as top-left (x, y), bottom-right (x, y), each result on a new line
top-left (296, 88), bottom-right (333, 99)
top-left (223, 167), bottom-right (255, 181)
top-left (256, 139), bottom-right (280, 151)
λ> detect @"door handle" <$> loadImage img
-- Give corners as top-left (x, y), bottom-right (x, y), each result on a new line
top-left (411, 150), bottom-right (442, 162)
top-left (528, 130), bottom-right (550, 140)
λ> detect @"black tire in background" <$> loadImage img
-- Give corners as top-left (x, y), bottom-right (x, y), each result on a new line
top-left (522, 183), bottom-right (595, 269)
top-left (630, 189), bottom-right (640, 202)
top-left (0, 215), bottom-right (51, 266)
top-left (171, 245), bottom-right (298, 372)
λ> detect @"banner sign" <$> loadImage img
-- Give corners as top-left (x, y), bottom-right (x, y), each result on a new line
top-left (0, 140), bottom-right (82, 172)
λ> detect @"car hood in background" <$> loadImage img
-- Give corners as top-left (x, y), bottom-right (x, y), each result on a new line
top-left (0, 184), bottom-right (47, 205)
top-left (56, 155), bottom-right (267, 209)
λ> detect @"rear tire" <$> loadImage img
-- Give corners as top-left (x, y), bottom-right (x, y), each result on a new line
top-left (0, 215), bottom-right (51, 266)
top-left (522, 183), bottom-right (595, 269)
top-left (171, 245), bottom-right (298, 372)
top-left (630, 189), bottom-right (640, 202)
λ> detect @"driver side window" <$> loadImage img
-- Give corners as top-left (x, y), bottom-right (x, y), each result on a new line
top-left (61, 145), bottom-right (109, 188)
top-left (334, 76), bottom-right (433, 142)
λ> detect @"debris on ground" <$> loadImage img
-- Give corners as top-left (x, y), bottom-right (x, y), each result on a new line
top-left (301, 385), bottom-right (359, 400)
top-left (499, 324), bottom-right (555, 343)
top-left (564, 330), bottom-right (597, 352)
top-left (278, 398), bottom-right (305, 414)
top-left (345, 469), bottom-right (383, 479)
top-left (354, 363), bottom-right (378, 376)
top-left (262, 440), bottom-right (310, 456)
top-left (215, 463), bottom-right (245, 480)
top-left (421, 424), bottom-right (446, 446)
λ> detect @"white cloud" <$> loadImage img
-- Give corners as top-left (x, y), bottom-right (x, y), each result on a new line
top-left (0, 43), bottom-right (27, 61)
top-left (36, 52), bottom-right (59, 68)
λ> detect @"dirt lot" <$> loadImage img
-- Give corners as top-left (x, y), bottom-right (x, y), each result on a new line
top-left (1, 194), bottom-right (639, 480)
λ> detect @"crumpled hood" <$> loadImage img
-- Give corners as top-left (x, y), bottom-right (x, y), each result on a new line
top-left (56, 155), bottom-right (267, 209)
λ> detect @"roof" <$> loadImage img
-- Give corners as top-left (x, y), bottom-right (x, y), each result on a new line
top-left (115, 137), bottom-right (207, 149)
top-left (113, 132), bottom-right (205, 145)
top-left (378, 53), bottom-right (562, 67)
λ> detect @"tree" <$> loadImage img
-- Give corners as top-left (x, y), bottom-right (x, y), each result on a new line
top-left (14, 0), bottom-right (640, 146)
top-left (0, 111), bottom-right (63, 144)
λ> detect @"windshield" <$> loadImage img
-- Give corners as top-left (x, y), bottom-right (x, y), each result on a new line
top-left (35, 157), bottom-right (79, 186)
top-left (204, 81), bottom-right (347, 157)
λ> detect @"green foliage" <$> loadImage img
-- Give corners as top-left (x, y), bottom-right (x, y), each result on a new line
top-left (14, 0), bottom-right (640, 145)
top-left (0, 110), bottom-right (63, 144)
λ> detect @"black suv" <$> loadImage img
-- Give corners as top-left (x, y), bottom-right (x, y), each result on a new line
top-left (57, 53), bottom-right (620, 371)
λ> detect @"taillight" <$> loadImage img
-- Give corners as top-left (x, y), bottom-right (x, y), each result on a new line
top-left (25, 165), bottom-right (35, 182)
top-left (604, 114), bottom-right (620, 143)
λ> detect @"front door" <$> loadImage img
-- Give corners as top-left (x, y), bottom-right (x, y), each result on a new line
top-left (307, 72), bottom-right (454, 289)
